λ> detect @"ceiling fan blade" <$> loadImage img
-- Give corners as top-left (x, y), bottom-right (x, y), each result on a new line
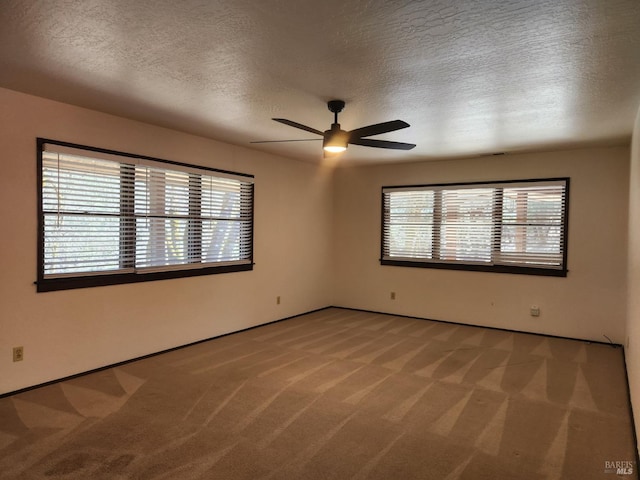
top-left (349, 138), bottom-right (416, 150)
top-left (348, 120), bottom-right (410, 139)
top-left (273, 118), bottom-right (324, 136)
top-left (250, 139), bottom-right (321, 144)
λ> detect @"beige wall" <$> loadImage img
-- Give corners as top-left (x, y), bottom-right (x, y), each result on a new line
top-left (332, 148), bottom-right (629, 342)
top-left (1, 86), bottom-right (633, 405)
top-left (627, 106), bottom-right (640, 449)
top-left (0, 88), bottom-right (333, 394)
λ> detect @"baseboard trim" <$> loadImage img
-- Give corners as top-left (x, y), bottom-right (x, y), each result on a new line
top-left (332, 306), bottom-right (635, 458)
top-left (0, 306), bottom-right (331, 399)
top-left (0, 305), bottom-right (624, 398)
top-left (621, 347), bottom-right (640, 472)
top-left (2, 304), bottom-right (636, 471)
top-left (331, 305), bottom-right (623, 347)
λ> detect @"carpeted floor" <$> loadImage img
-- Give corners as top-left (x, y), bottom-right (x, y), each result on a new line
top-left (0, 308), bottom-right (636, 479)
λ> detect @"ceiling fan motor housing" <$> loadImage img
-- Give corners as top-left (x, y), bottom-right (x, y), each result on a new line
top-left (323, 123), bottom-right (349, 151)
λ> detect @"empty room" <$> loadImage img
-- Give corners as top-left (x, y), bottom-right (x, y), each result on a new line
top-left (1, 1), bottom-right (640, 479)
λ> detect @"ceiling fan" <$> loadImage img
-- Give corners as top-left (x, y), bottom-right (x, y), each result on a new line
top-left (252, 100), bottom-right (416, 154)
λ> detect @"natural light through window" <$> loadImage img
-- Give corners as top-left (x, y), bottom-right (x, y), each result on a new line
top-left (38, 139), bottom-right (254, 291)
top-left (381, 179), bottom-right (569, 276)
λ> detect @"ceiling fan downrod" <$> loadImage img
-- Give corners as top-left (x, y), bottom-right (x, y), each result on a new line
top-left (327, 99), bottom-right (345, 125)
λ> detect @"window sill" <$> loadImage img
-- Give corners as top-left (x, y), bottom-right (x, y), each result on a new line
top-left (36, 263), bottom-right (254, 292)
top-left (380, 259), bottom-right (567, 277)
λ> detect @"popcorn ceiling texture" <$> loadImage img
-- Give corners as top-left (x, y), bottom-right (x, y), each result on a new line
top-left (0, 0), bottom-right (639, 163)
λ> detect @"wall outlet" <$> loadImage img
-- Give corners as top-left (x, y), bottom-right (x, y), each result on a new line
top-left (530, 305), bottom-right (540, 317)
top-left (390, 291), bottom-right (396, 300)
top-left (13, 346), bottom-right (24, 362)
top-left (276, 296), bottom-right (281, 305)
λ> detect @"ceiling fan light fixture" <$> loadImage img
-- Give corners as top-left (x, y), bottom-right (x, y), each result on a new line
top-left (323, 126), bottom-right (348, 153)
top-left (323, 143), bottom-right (347, 153)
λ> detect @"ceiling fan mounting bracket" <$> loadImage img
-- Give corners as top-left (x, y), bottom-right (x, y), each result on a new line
top-left (327, 100), bottom-right (345, 114)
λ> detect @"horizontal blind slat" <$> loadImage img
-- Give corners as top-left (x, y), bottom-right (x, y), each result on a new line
top-left (42, 145), bottom-right (254, 280)
top-left (382, 180), bottom-right (567, 271)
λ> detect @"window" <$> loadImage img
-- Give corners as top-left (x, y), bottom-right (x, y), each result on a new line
top-left (37, 139), bottom-right (254, 291)
top-left (381, 178), bottom-right (569, 276)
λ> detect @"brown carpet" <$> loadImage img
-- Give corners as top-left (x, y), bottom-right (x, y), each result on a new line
top-left (0, 308), bottom-right (636, 479)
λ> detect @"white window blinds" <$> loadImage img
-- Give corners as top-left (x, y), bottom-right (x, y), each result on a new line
top-left (39, 140), bottom-right (254, 290)
top-left (382, 179), bottom-right (568, 275)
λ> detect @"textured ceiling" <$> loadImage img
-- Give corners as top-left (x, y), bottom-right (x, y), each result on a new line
top-left (1, 0), bottom-right (640, 165)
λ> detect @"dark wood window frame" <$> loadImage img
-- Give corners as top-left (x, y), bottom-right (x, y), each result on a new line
top-left (37, 138), bottom-right (254, 292)
top-left (381, 178), bottom-right (570, 277)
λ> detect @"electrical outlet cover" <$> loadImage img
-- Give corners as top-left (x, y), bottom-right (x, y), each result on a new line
top-left (13, 346), bottom-right (24, 362)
